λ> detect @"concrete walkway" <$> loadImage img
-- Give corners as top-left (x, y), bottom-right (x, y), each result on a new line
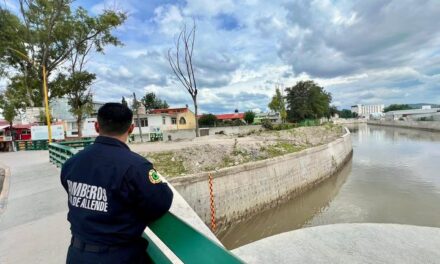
top-left (232, 223), bottom-right (440, 264)
top-left (0, 151), bottom-right (220, 264)
top-left (0, 151), bottom-right (70, 264)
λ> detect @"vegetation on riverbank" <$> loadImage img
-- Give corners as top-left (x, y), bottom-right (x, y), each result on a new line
top-left (144, 124), bottom-right (343, 177)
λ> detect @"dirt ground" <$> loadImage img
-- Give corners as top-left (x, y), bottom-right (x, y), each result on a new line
top-left (130, 124), bottom-right (344, 177)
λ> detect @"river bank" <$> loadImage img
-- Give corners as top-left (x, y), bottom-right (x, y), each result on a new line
top-left (166, 127), bottom-right (352, 236)
top-left (134, 124), bottom-right (344, 177)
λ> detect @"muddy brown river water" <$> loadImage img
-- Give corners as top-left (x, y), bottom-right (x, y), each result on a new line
top-left (218, 124), bottom-right (440, 249)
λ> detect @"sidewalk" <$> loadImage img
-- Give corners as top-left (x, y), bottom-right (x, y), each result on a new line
top-left (0, 151), bottom-right (69, 264)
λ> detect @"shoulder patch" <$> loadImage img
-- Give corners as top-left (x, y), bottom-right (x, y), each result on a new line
top-left (148, 169), bottom-right (162, 184)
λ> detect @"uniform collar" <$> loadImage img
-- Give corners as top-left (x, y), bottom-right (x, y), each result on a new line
top-left (95, 136), bottom-right (130, 150)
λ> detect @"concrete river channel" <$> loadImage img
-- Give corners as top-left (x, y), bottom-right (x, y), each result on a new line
top-left (218, 124), bottom-right (440, 249)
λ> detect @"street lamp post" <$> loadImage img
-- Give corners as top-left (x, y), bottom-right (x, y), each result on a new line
top-left (8, 48), bottom-right (52, 142)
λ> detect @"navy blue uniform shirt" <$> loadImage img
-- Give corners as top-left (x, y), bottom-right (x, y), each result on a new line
top-left (60, 136), bottom-right (173, 246)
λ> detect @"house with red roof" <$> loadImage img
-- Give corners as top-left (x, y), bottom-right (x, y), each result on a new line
top-left (133, 106), bottom-right (197, 133)
top-left (215, 113), bottom-right (245, 121)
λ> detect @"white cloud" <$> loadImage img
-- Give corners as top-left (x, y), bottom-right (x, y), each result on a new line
top-left (3, 0), bottom-right (436, 113)
top-left (183, 0), bottom-right (235, 16)
top-left (153, 5), bottom-right (184, 35)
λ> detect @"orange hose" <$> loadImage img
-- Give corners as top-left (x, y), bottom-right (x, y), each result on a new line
top-left (208, 173), bottom-right (216, 232)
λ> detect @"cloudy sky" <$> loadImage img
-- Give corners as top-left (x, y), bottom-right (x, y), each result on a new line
top-left (3, 0), bottom-right (440, 113)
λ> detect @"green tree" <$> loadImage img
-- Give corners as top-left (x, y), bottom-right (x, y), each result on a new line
top-left (0, 8), bottom-right (40, 105)
top-left (384, 104), bottom-right (412, 112)
top-left (0, 99), bottom-right (17, 128)
top-left (285, 80), bottom-right (332, 122)
top-left (339, 109), bottom-right (358, 119)
top-left (121, 96), bottom-right (128, 106)
top-left (53, 71), bottom-right (95, 137)
top-left (244, 111), bottom-right (256, 124)
top-left (268, 88), bottom-right (287, 122)
top-left (141, 92), bottom-right (169, 113)
top-left (0, 87), bottom-right (24, 135)
top-left (49, 5), bottom-right (125, 138)
top-left (0, 1), bottom-right (126, 107)
top-left (198, 114), bottom-right (217, 127)
top-left (328, 105), bottom-right (339, 118)
top-left (0, 81), bottom-right (30, 125)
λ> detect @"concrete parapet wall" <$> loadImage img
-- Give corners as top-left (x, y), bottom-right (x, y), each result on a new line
top-left (368, 120), bottom-right (440, 132)
top-left (132, 125), bottom-right (263, 142)
top-left (207, 125), bottom-right (263, 135)
top-left (169, 128), bottom-right (353, 229)
top-left (163, 129), bottom-right (196, 141)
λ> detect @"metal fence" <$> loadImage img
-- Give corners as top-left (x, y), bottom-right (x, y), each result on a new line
top-left (14, 140), bottom-right (49, 151)
top-left (48, 139), bottom-right (94, 167)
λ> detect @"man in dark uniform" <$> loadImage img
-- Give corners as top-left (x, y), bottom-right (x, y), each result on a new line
top-left (60, 103), bottom-right (173, 263)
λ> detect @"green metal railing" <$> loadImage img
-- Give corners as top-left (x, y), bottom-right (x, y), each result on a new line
top-left (15, 140), bottom-right (49, 151)
top-left (48, 140), bottom-right (94, 167)
top-left (48, 139), bottom-right (244, 263)
top-left (144, 213), bottom-right (244, 263)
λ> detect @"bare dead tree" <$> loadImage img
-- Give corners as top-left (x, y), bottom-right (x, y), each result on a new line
top-left (167, 21), bottom-right (200, 137)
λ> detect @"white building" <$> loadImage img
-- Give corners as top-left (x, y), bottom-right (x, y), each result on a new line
top-left (351, 104), bottom-right (384, 118)
top-left (132, 107), bottom-right (196, 134)
top-left (134, 114), bottom-right (177, 133)
top-left (13, 107), bottom-right (44, 124)
top-left (385, 108), bottom-right (440, 121)
top-left (50, 98), bottom-right (104, 137)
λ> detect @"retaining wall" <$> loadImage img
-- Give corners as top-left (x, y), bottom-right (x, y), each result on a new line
top-left (368, 120), bottom-right (440, 132)
top-left (169, 128), bottom-right (353, 229)
top-left (207, 125), bottom-right (263, 135)
top-left (163, 129), bottom-right (196, 141)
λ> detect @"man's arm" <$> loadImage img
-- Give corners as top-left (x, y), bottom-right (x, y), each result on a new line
top-left (60, 164), bottom-right (68, 192)
top-left (125, 161), bottom-right (174, 223)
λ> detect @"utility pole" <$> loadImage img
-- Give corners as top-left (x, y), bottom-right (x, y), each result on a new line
top-left (133, 92), bottom-right (144, 143)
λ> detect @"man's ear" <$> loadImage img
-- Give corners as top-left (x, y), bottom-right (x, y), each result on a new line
top-left (95, 122), bottom-right (100, 134)
top-left (128, 123), bottom-right (135, 134)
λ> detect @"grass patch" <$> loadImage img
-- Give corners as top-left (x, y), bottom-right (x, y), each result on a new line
top-left (221, 156), bottom-right (234, 167)
top-left (266, 142), bottom-right (304, 158)
top-left (145, 152), bottom-right (187, 177)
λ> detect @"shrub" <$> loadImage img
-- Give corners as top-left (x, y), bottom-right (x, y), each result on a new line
top-left (299, 119), bottom-right (320, 127)
top-left (199, 114), bottom-right (217, 127)
top-left (262, 119), bottom-right (273, 130)
top-left (262, 120), bottom-right (296, 131)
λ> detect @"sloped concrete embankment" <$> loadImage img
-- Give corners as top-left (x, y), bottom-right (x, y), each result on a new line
top-left (368, 120), bottom-right (440, 132)
top-left (232, 223), bottom-right (440, 264)
top-left (169, 128), bottom-right (353, 230)
top-left (0, 164), bottom-right (10, 214)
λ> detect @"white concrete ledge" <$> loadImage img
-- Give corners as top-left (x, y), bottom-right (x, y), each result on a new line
top-left (232, 223), bottom-right (440, 264)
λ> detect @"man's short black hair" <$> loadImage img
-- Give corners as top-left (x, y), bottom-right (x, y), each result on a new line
top-left (97, 103), bottom-right (133, 135)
